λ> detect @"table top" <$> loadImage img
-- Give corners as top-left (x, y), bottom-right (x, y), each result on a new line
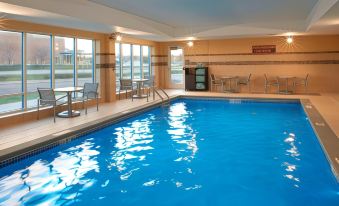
top-left (278, 75), bottom-right (296, 79)
top-left (54, 87), bottom-right (83, 92)
top-left (132, 78), bottom-right (149, 82)
top-left (221, 76), bottom-right (238, 79)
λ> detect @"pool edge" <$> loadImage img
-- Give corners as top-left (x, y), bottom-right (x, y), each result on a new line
top-left (0, 95), bottom-right (338, 183)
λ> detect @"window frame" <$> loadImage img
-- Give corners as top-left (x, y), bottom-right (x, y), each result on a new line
top-left (115, 42), bottom-right (152, 91)
top-left (0, 29), bottom-right (96, 115)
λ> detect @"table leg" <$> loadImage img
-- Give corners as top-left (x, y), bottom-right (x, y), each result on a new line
top-left (137, 82), bottom-right (142, 97)
top-left (67, 91), bottom-right (72, 116)
top-left (285, 78), bottom-right (288, 94)
top-left (57, 91), bottom-right (81, 118)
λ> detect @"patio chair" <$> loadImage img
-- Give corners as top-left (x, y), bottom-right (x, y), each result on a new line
top-left (77, 83), bottom-right (99, 114)
top-left (238, 73), bottom-right (252, 92)
top-left (144, 76), bottom-right (155, 98)
top-left (37, 88), bottom-right (67, 123)
top-left (264, 74), bottom-right (280, 93)
top-left (293, 74), bottom-right (309, 93)
top-left (118, 79), bottom-right (133, 99)
top-left (210, 74), bottom-right (223, 92)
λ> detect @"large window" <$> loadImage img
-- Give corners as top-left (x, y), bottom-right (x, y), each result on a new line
top-left (121, 44), bottom-right (131, 79)
top-left (115, 43), bottom-right (151, 90)
top-left (142, 46), bottom-right (150, 79)
top-left (77, 38), bottom-right (94, 86)
top-left (0, 30), bottom-right (96, 114)
top-left (115, 43), bottom-right (120, 88)
top-left (0, 31), bottom-right (22, 113)
top-left (55, 36), bottom-right (74, 88)
top-left (132, 45), bottom-right (141, 79)
top-left (26, 33), bottom-right (51, 108)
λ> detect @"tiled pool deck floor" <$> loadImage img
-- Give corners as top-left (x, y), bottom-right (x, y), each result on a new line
top-left (0, 90), bottom-right (338, 175)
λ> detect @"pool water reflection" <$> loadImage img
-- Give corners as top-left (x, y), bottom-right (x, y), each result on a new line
top-left (0, 99), bottom-right (338, 205)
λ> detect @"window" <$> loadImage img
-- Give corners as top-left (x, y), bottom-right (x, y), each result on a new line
top-left (121, 44), bottom-right (131, 79)
top-left (77, 38), bottom-right (94, 86)
top-left (0, 31), bottom-right (23, 113)
top-left (54, 36), bottom-right (74, 88)
top-left (26, 33), bottom-right (51, 108)
top-left (115, 43), bottom-right (120, 88)
top-left (115, 43), bottom-right (151, 90)
top-left (0, 30), bottom-right (96, 114)
top-left (142, 46), bottom-right (150, 79)
top-left (170, 48), bottom-right (184, 84)
top-left (132, 45), bottom-right (141, 79)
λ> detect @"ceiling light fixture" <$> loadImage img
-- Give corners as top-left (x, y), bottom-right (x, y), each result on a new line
top-left (286, 36), bottom-right (293, 44)
top-left (187, 41), bottom-right (194, 47)
top-left (110, 32), bottom-right (122, 41)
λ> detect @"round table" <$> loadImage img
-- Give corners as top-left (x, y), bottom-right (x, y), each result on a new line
top-left (54, 87), bottom-right (83, 118)
top-left (132, 79), bottom-right (149, 98)
top-left (278, 76), bottom-right (295, 94)
top-left (221, 76), bottom-right (239, 93)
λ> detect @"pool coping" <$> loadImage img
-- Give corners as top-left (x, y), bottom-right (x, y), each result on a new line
top-left (0, 95), bottom-right (338, 182)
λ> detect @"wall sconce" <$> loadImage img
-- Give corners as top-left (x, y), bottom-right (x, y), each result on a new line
top-left (110, 32), bottom-right (122, 41)
top-left (187, 41), bottom-right (194, 47)
top-left (286, 36), bottom-right (293, 44)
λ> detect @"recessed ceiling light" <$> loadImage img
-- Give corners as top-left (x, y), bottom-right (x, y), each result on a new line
top-left (286, 36), bottom-right (293, 44)
top-left (187, 41), bottom-right (194, 47)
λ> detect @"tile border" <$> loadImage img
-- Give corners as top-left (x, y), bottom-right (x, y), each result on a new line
top-left (0, 95), bottom-right (338, 183)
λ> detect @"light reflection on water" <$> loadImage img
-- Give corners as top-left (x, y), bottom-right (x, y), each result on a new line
top-left (0, 100), bottom-right (338, 205)
top-left (283, 132), bottom-right (300, 187)
top-left (0, 141), bottom-right (100, 205)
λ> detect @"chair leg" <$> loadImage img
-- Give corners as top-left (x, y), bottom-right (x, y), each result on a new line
top-left (265, 85), bottom-right (268, 94)
top-left (248, 83), bottom-right (251, 93)
top-left (84, 99), bottom-right (87, 115)
top-left (118, 91), bottom-right (121, 100)
top-left (277, 84), bottom-right (280, 94)
top-left (305, 84), bottom-right (307, 94)
top-left (53, 105), bottom-right (56, 123)
top-left (37, 100), bottom-right (40, 120)
top-left (96, 97), bottom-right (99, 111)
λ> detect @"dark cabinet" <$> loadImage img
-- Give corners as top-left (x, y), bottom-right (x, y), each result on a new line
top-left (184, 67), bottom-right (208, 91)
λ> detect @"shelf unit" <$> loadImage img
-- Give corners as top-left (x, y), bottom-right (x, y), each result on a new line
top-left (184, 67), bottom-right (209, 91)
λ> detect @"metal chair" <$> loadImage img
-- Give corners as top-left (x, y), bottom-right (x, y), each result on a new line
top-left (264, 74), bottom-right (280, 93)
top-left (238, 73), bottom-right (251, 92)
top-left (118, 79), bottom-right (133, 99)
top-left (78, 83), bottom-right (99, 114)
top-left (37, 88), bottom-right (67, 122)
top-left (144, 76), bottom-right (155, 98)
top-left (293, 74), bottom-right (309, 94)
top-left (210, 74), bottom-right (223, 92)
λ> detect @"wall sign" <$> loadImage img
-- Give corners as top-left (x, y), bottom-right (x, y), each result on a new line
top-left (252, 45), bottom-right (276, 54)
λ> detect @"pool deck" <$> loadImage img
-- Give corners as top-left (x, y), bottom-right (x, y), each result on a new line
top-left (0, 90), bottom-right (338, 178)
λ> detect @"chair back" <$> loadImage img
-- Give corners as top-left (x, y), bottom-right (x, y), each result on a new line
top-left (264, 74), bottom-right (268, 83)
top-left (144, 76), bottom-right (155, 87)
top-left (120, 79), bottom-right (133, 90)
top-left (37, 88), bottom-right (56, 105)
top-left (210, 74), bottom-right (216, 82)
top-left (247, 73), bottom-right (252, 82)
top-left (83, 83), bottom-right (99, 99)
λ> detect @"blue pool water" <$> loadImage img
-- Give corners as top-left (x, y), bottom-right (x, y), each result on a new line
top-left (0, 98), bottom-right (338, 206)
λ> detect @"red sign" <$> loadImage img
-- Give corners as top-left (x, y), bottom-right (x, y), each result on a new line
top-left (252, 45), bottom-right (276, 54)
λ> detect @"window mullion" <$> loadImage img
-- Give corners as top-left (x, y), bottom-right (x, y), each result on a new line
top-left (130, 44), bottom-right (133, 79)
top-left (22, 32), bottom-right (27, 111)
top-left (74, 38), bottom-right (77, 87)
top-left (51, 35), bottom-right (54, 88)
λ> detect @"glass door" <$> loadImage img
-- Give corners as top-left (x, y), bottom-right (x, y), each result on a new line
top-left (169, 47), bottom-right (184, 88)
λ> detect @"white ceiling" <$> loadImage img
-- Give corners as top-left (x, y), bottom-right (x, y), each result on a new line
top-left (0, 0), bottom-right (339, 41)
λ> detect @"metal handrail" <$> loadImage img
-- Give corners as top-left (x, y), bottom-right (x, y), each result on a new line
top-left (152, 87), bottom-right (170, 106)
